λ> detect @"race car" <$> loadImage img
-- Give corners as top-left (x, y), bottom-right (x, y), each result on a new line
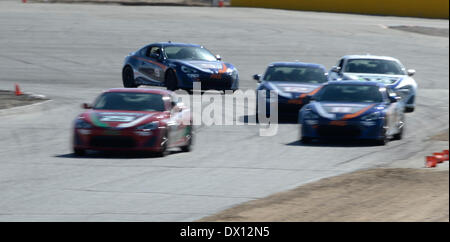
top-left (254, 62), bottom-right (328, 119)
top-left (299, 81), bottom-right (405, 145)
top-left (122, 42), bottom-right (239, 92)
top-left (73, 88), bottom-right (193, 157)
top-left (328, 55), bottom-right (417, 113)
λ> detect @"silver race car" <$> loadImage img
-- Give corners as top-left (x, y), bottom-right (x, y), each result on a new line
top-left (328, 55), bottom-right (417, 112)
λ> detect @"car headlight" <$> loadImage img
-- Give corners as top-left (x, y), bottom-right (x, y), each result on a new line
top-left (181, 65), bottom-right (198, 74)
top-left (75, 119), bottom-right (93, 129)
top-left (136, 121), bottom-right (159, 131)
top-left (361, 112), bottom-right (381, 121)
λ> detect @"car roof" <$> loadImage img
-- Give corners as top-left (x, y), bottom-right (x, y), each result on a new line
top-left (326, 81), bottom-right (387, 87)
top-left (269, 62), bottom-right (326, 70)
top-left (151, 42), bottom-right (202, 48)
top-left (104, 88), bottom-right (172, 95)
top-left (341, 55), bottom-right (400, 62)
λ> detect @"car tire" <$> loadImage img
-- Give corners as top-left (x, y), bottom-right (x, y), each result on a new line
top-left (405, 107), bottom-right (415, 113)
top-left (393, 126), bottom-right (404, 141)
top-left (374, 136), bottom-right (389, 146)
top-left (73, 148), bottom-right (86, 156)
top-left (165, 70), bottom-right (178, 91)
top-left (122, 66), bottom-right (137, 88)
top-left (301, 136), bottom-right (312, 144)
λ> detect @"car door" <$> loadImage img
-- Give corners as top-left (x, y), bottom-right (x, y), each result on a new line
top-left (138, 46), bottom-right (165, 84)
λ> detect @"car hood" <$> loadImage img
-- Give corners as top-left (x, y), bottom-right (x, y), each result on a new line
top-left (310, 102), bottom-right (383, 120)
top-left (173, 60), bottom-right (229, 73)
top-left (342, 73), bottom-right (405, 85)
top-left (81, 110), bottom-right (165, 129)
top-left (265, 81), bottom-right (321, 99)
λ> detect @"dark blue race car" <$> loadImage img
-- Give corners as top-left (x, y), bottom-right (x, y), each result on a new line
top-left (299, 81), bottom-right (405, 145)
top-left (254, 62), bottom-right (328, 119)
top-left (122, 42), bottom-right (239, 92)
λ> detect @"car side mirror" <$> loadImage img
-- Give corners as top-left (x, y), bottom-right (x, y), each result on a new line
top-left (82, 103), bottom-right (92, 109)
top-left (215, 55), bottom-right (222, 61)
top-left (331, 66), bottom-right (341, 73)
top-left (407, 69), bottom-right (416, 76)
top-left (253, 74), bottom-right (262, 83)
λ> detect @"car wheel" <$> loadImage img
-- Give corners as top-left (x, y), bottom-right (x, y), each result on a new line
top-left (393, 126), bottom-right (404, 141)
top-left (73, 148), bottom-right (86, 156)
top-left (165, 70), bottom-right (178, 91)
top-left (122, 66), bottom-right (137, 88)
top-left (301, 136), bottom-right (312, 144)
top-left (180, 126), bottom-right (193, 152)
top-left (405, 107), bottom-right (415, 113)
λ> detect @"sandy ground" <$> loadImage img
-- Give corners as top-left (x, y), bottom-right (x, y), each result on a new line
top-left (0, 90), bottom-right (47, 110)
top-left (199, 168), bottom-right (449, 222)
top-left (30, 0), bottom-right (227, 6)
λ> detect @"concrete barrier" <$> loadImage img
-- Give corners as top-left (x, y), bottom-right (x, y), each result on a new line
top-left (231, 0), bottom-right (449, 19)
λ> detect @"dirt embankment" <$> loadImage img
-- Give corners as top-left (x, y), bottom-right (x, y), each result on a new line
top-left (29, 0), bottom-right (227, 6)
top-left (0, 90), bottom-right (48, 110)
top-left (200, 168), bottom-right (449, 222)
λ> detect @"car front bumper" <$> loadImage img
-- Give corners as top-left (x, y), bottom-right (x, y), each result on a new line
top-left (301, 119), bottom-right (385, 140)
top-left (73, 127), bottom-right (164, 152)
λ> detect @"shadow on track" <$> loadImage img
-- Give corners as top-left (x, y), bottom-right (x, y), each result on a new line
top-left (55, 150), bottom-right (184, 159)
top-left (240, 115), bottom-right (299, 124)
top-left (286, 139), bottom-right (379, 148)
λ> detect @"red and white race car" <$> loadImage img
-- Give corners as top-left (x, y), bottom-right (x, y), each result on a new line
top-left (73, 88), bottom-right (192, 157)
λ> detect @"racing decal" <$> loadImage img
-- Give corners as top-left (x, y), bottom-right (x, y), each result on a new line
top-left (89, 112), bottom-right (151, 128)
top-left (354, 75), bottom-right (402, 85)
top-left (154, 68), bottom-right (161, 78)
top-left (210, 63), bottom-right (228, 79)
top-left (313, 102), bottom-right (336, 120)
top-left (322, 103), bottom-right (370, 114)
top-left (133, 56), bottom-right (168, 71)
top-left (292, 86), bottom-right (323, 105)
top-left (100, 116), bottom-right (135, 122)
top-left (341, 104), bottom-right (376, 120)
top-left (117, 114), bottom-right (156, 128)
top-left (273, 84), bottom-right (317, 94)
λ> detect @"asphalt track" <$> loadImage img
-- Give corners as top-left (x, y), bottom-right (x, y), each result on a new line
top-left (0, 0), bottom-right (448, 221)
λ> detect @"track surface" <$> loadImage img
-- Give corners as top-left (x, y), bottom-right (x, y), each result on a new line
top-left (0, 1), bottom-right (448, 221)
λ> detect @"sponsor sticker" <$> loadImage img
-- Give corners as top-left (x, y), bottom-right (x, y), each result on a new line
top-left (331, 107), bottom-right (353, 113)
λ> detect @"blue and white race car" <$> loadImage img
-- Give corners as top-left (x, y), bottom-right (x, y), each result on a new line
top-left (122, 42), bottom-right (239, 92)
top-left (299, 81), bottom-right (405, 145)
top-left (254, 62), bottom-right (328, 119)
top-left (328, 55), bottom-right (417, 112)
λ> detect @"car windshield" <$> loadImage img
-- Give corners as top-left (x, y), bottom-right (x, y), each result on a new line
top-left (344, 59), bottom-right (405, 75)
top-left (164, 46), bottom-right (217, 61)
top-left (264, 66), bottom-right (328, 84)
top-left (317, 85), bottom-right (383, 103)
top-left (93, 92), bottom-right (166, 111)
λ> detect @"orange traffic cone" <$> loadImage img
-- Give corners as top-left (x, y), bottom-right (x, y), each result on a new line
top-left (425, 156), bottom-right (438, 168)
top-left (15, 84), bottom-right (23, 96)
